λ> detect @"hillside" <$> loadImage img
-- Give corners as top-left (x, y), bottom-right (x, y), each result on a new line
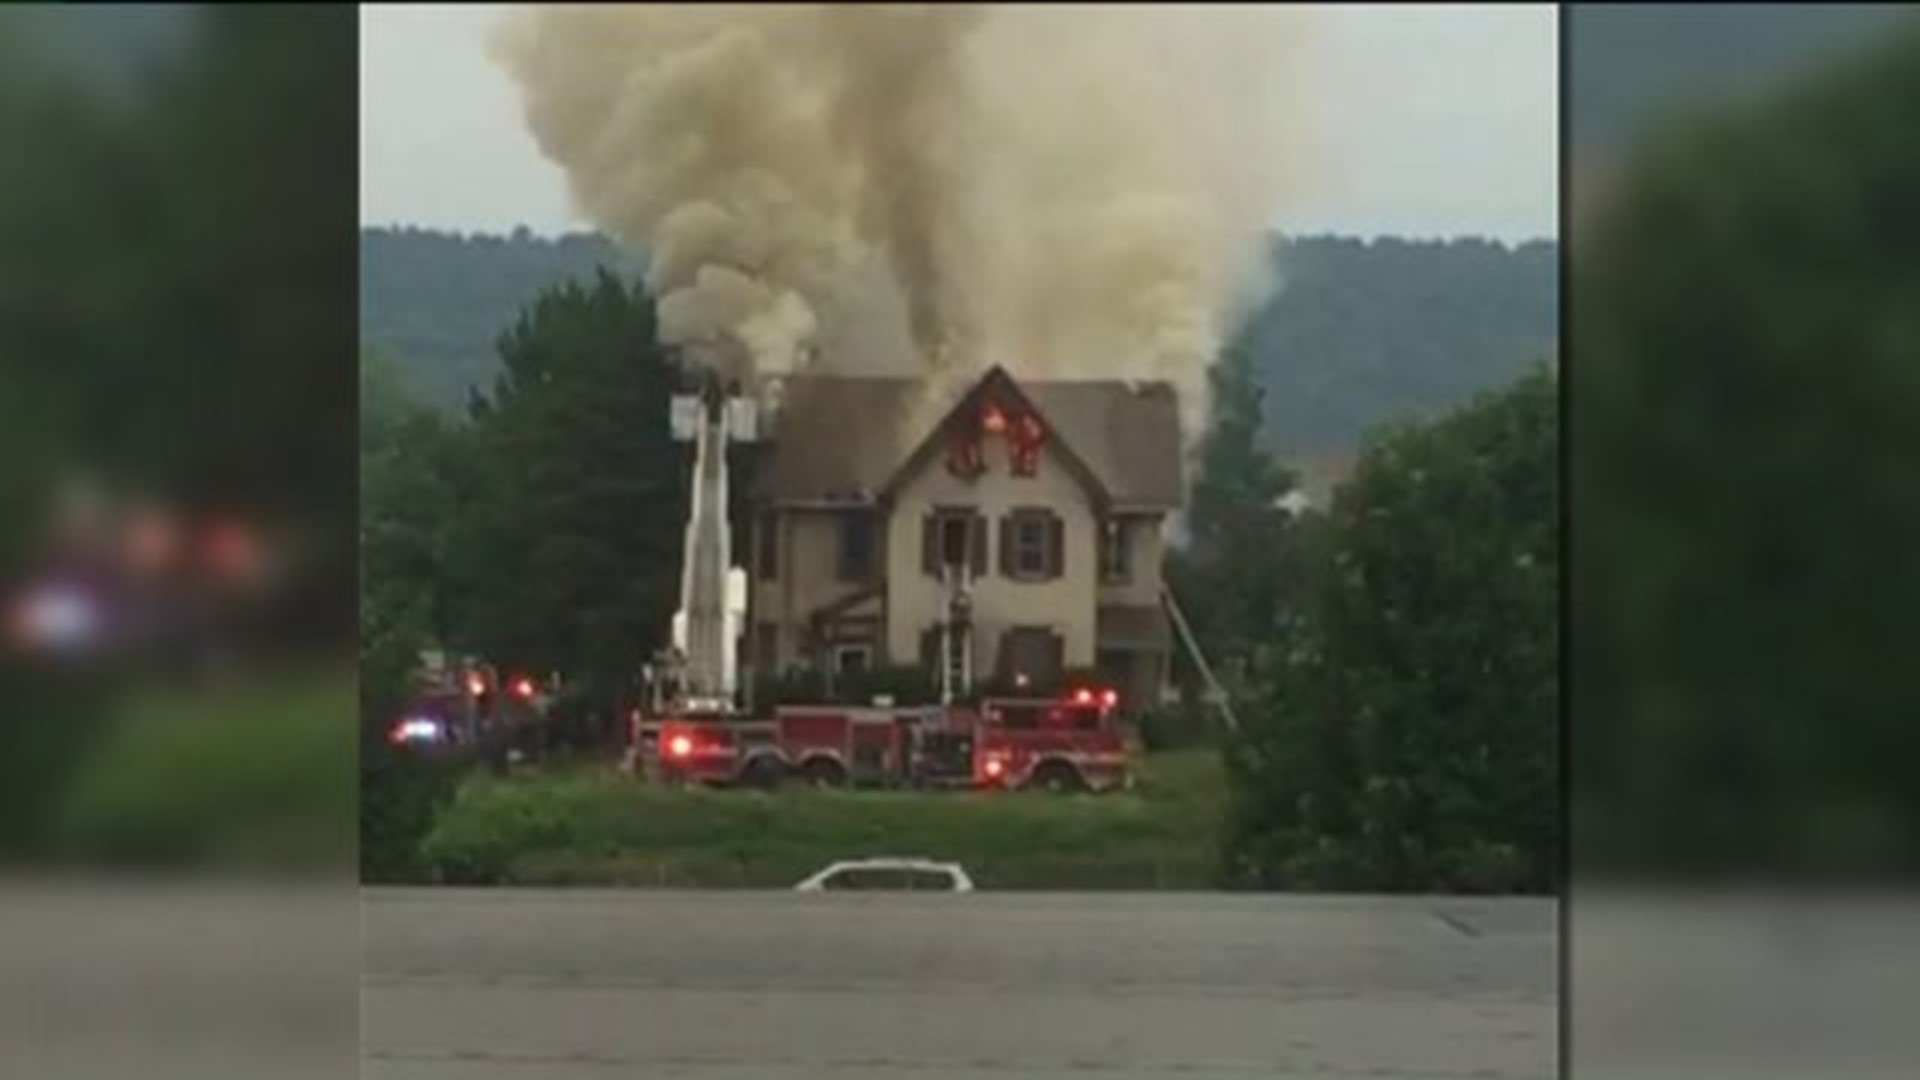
top-left (1249, 235), bottom-right (1556, 456)
top-left (359, 227), bottom-right (650, 409)
top-left (1569, 4), bottom-right (1913, 164)
top-left (359, 226), bottom-right (1557, 456)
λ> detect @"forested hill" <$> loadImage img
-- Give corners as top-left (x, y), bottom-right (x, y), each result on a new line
top-left (1243, 235), bottom-right (1555, 456)
top-left (359, 226), bottom-right (1557, 457)
top-left (360, 227), bottom-right (649, 409)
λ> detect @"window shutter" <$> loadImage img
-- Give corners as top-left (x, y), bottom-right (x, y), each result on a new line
top-left (920, 625), bottom-right (939, 672)
top-left (1047, 514), bottom-right (1065, 579)
top-left (756, 513), bottom-right (778, 581)
top-left (993, 628), bottom-right (1016, 684)
top-left (970, 514), bottom-right (987, 576)
top-left (1046, 631), bottom-right (1065, 684)
top-left (998, 516), bottom-right (1015, 577)
top-left (922, 514), bottom-right (938, 577)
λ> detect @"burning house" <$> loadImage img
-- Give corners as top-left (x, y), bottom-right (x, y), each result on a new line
top-left (745, 365), bottom-right (1183, 710)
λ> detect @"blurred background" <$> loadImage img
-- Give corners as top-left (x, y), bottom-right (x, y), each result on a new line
top-left (0, 2), bottom-right (354, 870)
top-left (0, 5), bottom-right (356, 1079)
top-left (1569, 2), bottom-right (1920, 1077)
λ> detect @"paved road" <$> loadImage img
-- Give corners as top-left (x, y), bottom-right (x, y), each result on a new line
top-left (362, 889), bottom-right (1556, 1079)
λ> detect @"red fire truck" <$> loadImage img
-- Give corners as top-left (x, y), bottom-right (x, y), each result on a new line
top-left (640, 684), bottom-right (1131, 793)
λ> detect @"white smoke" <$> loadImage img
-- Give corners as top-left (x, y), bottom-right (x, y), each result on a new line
top-left (490, 3), bottom-right (1314, 439)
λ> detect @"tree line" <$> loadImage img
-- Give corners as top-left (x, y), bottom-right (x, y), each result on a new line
top-left (360, 227), bottom-right (1557, 459)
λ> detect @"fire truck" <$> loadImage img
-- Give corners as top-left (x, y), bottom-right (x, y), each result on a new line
top-left (644, 686), bottom-right (1131, 793)
top-left (629, 367), bottom-right (1134, 794)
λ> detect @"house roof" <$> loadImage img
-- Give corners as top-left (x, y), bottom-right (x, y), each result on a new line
top-left (755, 366), bottom-right (1185, 510)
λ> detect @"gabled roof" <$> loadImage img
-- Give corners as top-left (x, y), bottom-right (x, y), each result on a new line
top-left (754, 365), bottom-right (1184, 510)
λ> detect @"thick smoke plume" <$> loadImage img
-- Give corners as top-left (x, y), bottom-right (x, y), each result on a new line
top-left (491, 3), bottom-right (1312, 440)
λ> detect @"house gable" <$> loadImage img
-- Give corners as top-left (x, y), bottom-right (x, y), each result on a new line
top-left (876, 366), bottom-right (1113, 511)
top-left (753, 365), bottom-right (1185, 512)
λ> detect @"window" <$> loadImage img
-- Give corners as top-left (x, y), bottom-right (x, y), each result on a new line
top-left (1014, 517), bottom-right (1048, 576)
top-left (996, 625), bottom-right (1064, 689)
top-left (838, 513), bottom-right (875, 582)
top-left (1098, 519), bottom-right (1130, 583)
top-left (941, 516), bottom-right (970, 567)
top-left (833, 644), bottom-right (872, 675)
top-left (923, 509), bottom-right (986, 578)
top-left (999, 508), bottom-right (1062, 581)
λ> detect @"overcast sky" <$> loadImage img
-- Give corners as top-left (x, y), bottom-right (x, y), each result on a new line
top-left (360, 3), bottom-right (1558, 243)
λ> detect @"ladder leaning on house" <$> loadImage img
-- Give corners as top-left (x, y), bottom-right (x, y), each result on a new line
top-left (939, 562), bottom-right (974, 704)
top-left (1160, 586), bottom-right (1240, 734)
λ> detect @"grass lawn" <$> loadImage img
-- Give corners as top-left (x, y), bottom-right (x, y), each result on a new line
top-left (417, 748), bottom-right (1231, 889)
top-left (55, 666), bottom-right (358, 867)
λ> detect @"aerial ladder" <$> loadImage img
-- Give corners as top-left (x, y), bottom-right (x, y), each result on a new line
top-left (654, 375), bottom-right (758, 717)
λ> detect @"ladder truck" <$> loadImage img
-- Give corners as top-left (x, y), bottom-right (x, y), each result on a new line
top-left (660, 374), bottom-right (753, 718)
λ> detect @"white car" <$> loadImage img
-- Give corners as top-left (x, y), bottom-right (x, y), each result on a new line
top-left (794, 857), bottom-right (975, 893)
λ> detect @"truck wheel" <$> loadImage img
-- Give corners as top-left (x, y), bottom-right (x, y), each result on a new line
top-left (1029, 760), bottom-right (1085, 794)
top-left (801, 758), bottom-right (848, 789)
top-left (739, 756), bottom-right (786, 790)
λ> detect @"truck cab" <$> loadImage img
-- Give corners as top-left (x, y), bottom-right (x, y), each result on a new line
top-left (970, 686), bottom-right (1130, 792)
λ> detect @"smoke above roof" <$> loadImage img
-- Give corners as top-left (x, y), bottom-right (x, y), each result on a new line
top-left (490, 3), bottom-right (1315, 445)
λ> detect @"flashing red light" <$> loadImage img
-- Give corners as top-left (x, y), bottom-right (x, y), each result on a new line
top-left (203, 520), bottom-right (260, 578)
top-left (1072, 687), bottom-right (1094, 706)
top-left (466, 673), bottom-right (486, 697)
top-left (983, 757), bottom-right (1005, 779)
top-left (511, 676), bottom-right (536, 700)
top-left (668, 734), bottom-right (694, 759)
top-left (1100, 688), bottom-right (1119, 709)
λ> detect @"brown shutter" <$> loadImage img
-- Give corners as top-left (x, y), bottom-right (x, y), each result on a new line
top-left (1047, 514), bottom-right (1065, 579)
top-left (998, 516), bottom-right (1014, 577)
top-left (993, 628), bottom-right (1015, 684)
top-left (756, 513), bottom-right (777, 581)
top-left (1046, 631), bottom-right (1065, 685)
top-left (920, 625), bottom-right (940, 672)
top-left (922, 514), bottom-right (938, 577)
top-left (970, 514), bottom-right (987, 576)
